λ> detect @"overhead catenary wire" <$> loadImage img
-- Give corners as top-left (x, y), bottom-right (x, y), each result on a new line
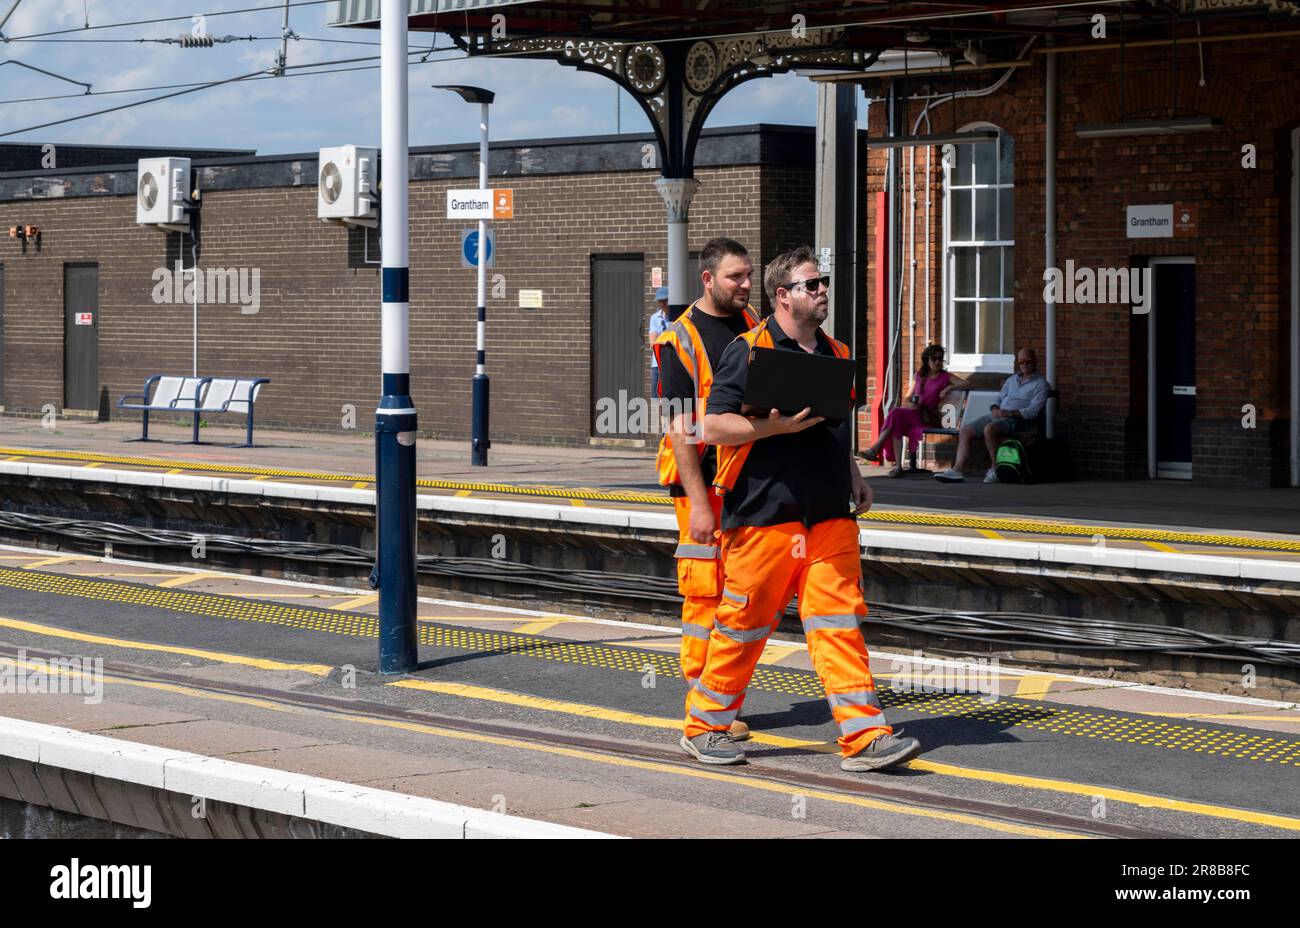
top-left (1, 0), bottom-right (337, 42)
top-left (0, 47), bottom-right (462, 138)
top-left (1, 509), bottom-right (1297, 669)
top-left (0, 43), bottom-right (466, 107)
top-left (0, 65), bottom-right (266, 139)
top-left (8, 35), bottom-right (417, 47)
top-left (7, 34), bottom-right (268, 44)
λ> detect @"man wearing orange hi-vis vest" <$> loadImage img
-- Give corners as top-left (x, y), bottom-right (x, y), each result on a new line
top-left (680, 245), bottom-right (922, 772)
top-left (653, 238), bottom-right (760, 742)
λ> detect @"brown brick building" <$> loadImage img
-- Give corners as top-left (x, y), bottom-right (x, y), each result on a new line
top-left (0, 126), bottom-right (815, 447)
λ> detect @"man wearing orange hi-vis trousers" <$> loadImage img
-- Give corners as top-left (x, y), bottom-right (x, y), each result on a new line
top-left (653, 238), bottom-right (760, 742)
top-left (681, 245), bottom-right (923, 772)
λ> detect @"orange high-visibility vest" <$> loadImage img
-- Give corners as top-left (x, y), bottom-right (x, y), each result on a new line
top-left (711, 317), bottom-right (853, 496)
top-left (652, 302), bottom-right (760, 488)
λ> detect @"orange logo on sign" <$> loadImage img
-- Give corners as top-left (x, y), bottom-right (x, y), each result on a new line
top-left (1173, 203), bottom-right (1198, 237)
top-left (493, 188), bottom-right (514, 220)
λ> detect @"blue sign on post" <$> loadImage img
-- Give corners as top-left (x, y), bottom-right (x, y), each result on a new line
top-left (461, 228), bottom-right (495, 268)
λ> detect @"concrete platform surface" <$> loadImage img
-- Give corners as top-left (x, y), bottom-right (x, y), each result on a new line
top-left (1, 547), bottom-right (1298, 839)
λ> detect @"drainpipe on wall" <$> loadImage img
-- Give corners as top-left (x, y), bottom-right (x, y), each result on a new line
top-left (1291, 127), bottom-right (1299, 487)
top-left (1044, 37), bottom-right (1057, 440)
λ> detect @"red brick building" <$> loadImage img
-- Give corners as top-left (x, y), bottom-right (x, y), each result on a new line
top-left (854, 17), bottom-right (1300, 486)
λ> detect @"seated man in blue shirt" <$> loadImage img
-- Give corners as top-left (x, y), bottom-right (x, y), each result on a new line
top-left (935, 347), bottom-right (1049, 484)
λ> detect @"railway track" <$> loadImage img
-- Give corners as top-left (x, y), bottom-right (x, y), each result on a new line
top-left (0, 643), bottom-right (1180, 840)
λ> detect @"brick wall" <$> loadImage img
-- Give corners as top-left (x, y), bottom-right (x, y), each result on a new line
top-left (861, 23), bottom-right (1300, 485)
top-left (0, 131), bottom-right (813, 446)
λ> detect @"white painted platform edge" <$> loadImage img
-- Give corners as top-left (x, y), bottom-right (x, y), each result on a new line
top-left (0, 716), bottom-right (615, 839)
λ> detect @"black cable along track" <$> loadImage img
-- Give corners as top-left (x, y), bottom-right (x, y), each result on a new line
top-left (0, 642), bottom-right (1180, 840)
top-left (3, 510), bottom-right (1298, 668)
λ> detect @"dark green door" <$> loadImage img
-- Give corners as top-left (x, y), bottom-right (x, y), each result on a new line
top-left (64, 263), bottom-right (100, 410)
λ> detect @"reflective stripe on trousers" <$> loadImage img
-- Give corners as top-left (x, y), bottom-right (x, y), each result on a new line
top-left (712, 617), bottom-right (774, 645)
top-left (803, 613), bottom-right (860, 632)
top-left (688, 679), bottom-right (744, 728)
top-left (681, 622), bottom-right (712, 641)
top-left (826, 688), bottom-right (889, 738)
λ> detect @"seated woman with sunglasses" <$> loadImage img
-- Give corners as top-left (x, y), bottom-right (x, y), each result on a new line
top-left (861, 345), bottom-right (970, 476)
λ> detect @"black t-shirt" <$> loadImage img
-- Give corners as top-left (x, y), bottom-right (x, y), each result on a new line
top-left (659, 306), bottom-right (753, 493)
top-left (707, 316), bottom-right (854, 530)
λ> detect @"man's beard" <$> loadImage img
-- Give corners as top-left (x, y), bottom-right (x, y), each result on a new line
top-left (710, 282), bottom-right (747, 313)
top-left (792, 300), bottom-right (828, 324)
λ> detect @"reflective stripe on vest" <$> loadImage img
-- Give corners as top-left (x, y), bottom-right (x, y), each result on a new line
top-left (711, 318), bottom-right (852, 497)
top-left (654, 303), bottom-right (760, 488)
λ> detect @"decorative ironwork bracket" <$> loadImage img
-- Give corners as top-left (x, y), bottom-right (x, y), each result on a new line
top-left (473, 30), bottom-right (879, 177)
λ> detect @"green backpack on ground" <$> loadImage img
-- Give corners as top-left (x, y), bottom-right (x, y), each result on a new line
top-left (995, 440), bottom-right (1031, 484)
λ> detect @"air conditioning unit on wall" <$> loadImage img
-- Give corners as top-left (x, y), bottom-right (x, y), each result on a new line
top-left (318, 145), bottom-right (378, 227)
top-left (136, 157), bottom-right (193, 231)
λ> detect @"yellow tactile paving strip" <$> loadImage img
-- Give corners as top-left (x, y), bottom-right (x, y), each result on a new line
top-left (0, 446), bottom-right (660, 506)
top-left (3, 564), bottom-right (1298, 768)
top-left (7, 444), bottom-right (1300, 555)
top-left (862, 510), bottom-right (1300, 553)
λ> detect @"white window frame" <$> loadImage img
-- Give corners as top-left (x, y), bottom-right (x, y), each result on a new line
top-left (942, 123), bottom-right (1015, 373)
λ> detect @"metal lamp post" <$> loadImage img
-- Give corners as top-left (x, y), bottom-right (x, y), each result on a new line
top-left (375, 0), bottom-right (418, 674)
top-left (435, 84), bottom-right (495, 467)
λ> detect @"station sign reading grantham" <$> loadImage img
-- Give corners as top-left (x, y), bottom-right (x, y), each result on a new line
top-left (447, 188), bottom-right (514, 220)
top-left (1126, 203), bottom-right (1198, 239)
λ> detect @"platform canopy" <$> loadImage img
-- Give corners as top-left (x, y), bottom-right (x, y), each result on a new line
top-left (329, 1), bottom-right (1299, 44)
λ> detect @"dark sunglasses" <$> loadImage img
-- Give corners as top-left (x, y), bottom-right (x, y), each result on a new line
top-left (783, 275), bottom-right (830, 293)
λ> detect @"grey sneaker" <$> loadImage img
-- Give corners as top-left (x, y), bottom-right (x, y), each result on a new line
top-left (983, 468), bottom-right (999, 484)
top-left (840, 732), bottom-right (922, 772)
top-left (680, 731), bottom-right (746, 766)
top-left (934, 467), bottom-right (964, 483)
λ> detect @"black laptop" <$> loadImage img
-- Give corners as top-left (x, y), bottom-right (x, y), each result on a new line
top-left (743, 347), bottom-right (856, 425)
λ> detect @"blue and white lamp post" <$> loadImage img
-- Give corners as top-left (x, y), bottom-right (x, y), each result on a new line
top-left (375, 0), bottom-right (418, 674)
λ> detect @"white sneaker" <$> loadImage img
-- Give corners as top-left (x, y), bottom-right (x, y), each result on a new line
top-left (934, 468), bottom-right (964, 483)
top-left (984, 468), bottom-right (999, 483)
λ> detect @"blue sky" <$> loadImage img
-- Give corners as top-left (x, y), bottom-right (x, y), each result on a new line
top-left (0, 0), bottom-right (819, 153)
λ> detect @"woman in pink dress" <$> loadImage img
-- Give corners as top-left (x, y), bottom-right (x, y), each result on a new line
top-left (862, 345), bottom-right (970, 476)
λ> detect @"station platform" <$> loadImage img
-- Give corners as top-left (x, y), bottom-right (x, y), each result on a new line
top-left (2, 545), bottom-right (1299, 838)
top-left (2, 416), bottom-right (1299, 561)
top-left (4, 415), bottom-right (1300, 704)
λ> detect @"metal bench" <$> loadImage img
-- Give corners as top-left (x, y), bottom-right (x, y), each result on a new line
top-left (118, 375), bottom-right (270, 447)
top-left (920, 389), bottom-right (999, 440)
top-left (917, 387), bottom-right (1057, 468)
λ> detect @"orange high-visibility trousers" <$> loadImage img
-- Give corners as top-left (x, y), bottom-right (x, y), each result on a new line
top-left (683, 517), bottom-right (891, 757)
top-left (672, 493), bottom-right (724, 687)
